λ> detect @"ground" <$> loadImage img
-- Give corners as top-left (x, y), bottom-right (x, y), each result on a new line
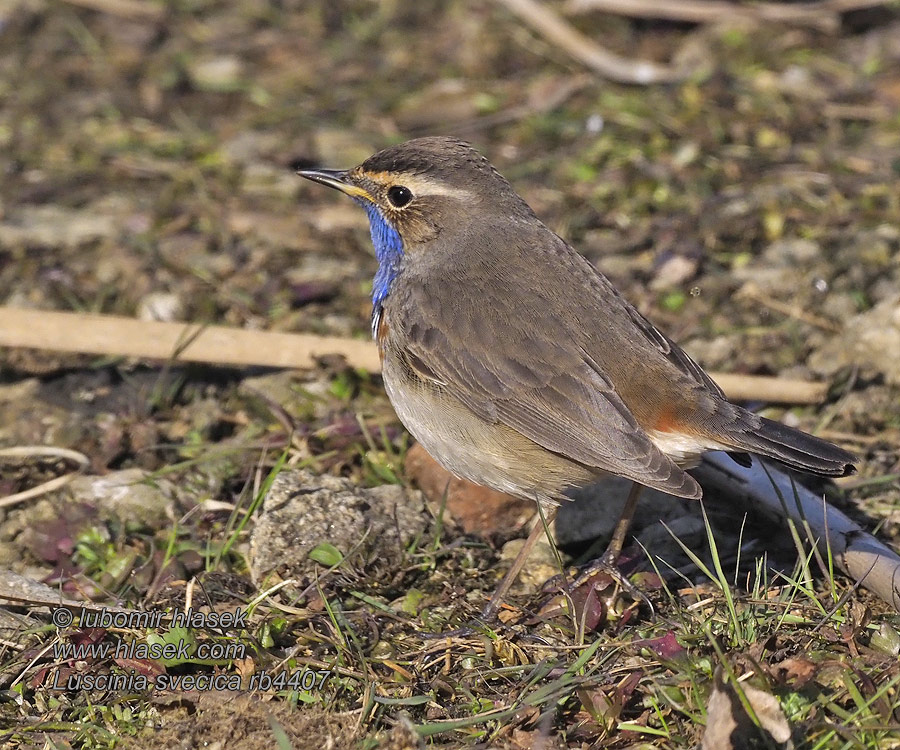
top-left (1, 1), bottom-right (900, 748)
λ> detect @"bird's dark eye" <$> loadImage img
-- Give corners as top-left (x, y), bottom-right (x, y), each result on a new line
top-left (387, 185), bottom-right (413, 208)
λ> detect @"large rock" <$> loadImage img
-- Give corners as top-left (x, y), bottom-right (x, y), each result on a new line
top-left (809, 294), bottom-right (900, 385)
top-left (248, 470), bottom-right (427, 585)
top-left (68, 469), bottom-right (173, 528)
top-left (555, 476), bottom-right (693, 549)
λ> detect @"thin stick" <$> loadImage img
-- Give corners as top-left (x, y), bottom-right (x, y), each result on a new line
top-left (430, 75), bottom-right (591, 136)
top-left (0, 446), bottom-right (90, 510)
top-left (0, 307), bottom-right (382, 373)
top-left (494, 0), bottom-right (689, 84)
top-left (709, 373), bottom-right (827, 405)
top-left (565, 0), bottom-right (891, 31)
top-left (0, 308), bottom-right (834, 405)
top-left (737, 282), bottom-right (842, 333)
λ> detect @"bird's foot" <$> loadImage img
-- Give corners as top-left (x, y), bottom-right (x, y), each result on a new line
top-left (419, 591), bottom-right (532, 639)
top-left (567, 553), bottom-right (655, 619)
top-left (419, 612), bottom-right (509, 639)
top-left (538, 551), bottom-right (654, 630)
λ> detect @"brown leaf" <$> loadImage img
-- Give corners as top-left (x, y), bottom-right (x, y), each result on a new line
top-left (404, 443), bottom-right (533, 536)
top-left (702, 666), bottom-right (793, 750)
top-left (770, 656), bottom-right (818, 689)
top-left (114, 656), bottom-right (166, 678)
top-left (635, 630), bottom-right (686, 661)
top-left (571, 581), bottom-right (608, 633)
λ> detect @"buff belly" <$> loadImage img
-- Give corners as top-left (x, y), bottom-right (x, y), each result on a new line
top-left (381, 354), bottom-right (596, 505)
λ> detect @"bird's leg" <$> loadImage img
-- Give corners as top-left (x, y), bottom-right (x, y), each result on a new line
top-left (569, 482), bottom-right (651, 609)
top-left (420, 504), bottom-right (559, 637)
top-left (601, 480), bottom-right (643, 567)
top-left (480, 505), bottom-right (559, 622)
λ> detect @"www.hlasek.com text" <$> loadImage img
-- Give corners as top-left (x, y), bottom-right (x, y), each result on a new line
top-left (54, 637), bottom-right (246, 663)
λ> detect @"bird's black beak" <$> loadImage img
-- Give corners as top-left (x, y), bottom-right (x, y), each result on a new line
top-left (297, 168), bottom-right (372, 201)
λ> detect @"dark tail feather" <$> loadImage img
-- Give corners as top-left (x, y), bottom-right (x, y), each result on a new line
top-left (731, 416), bottom-right (857, 477)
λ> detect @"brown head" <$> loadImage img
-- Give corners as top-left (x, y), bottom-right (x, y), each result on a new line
top-left (298, 136), bottom-right (534, 247)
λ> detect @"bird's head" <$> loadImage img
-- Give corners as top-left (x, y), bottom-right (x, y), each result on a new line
top-left (298, 136), bottom-right (532, 310)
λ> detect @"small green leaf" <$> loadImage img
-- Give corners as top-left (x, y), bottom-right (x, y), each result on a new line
top-left (329, 372), bottom-right (355, 400)
top-left (400, 588), bottom-right (425, 615)
top-left (661, 290), bottom-right (686, 312)
top-left (308, 543), bottom-right (343, 567)
top-left (870, 622), bottom-right (900, 656)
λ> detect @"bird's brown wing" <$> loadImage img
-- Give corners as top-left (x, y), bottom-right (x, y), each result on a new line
top-left (392, 264), bottom-right (701, 499)
top-left (622, 302), bottom-right (726, 400)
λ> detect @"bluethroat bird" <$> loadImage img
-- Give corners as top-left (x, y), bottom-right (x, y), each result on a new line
top-left (299, 137), bottom-right (857, 618)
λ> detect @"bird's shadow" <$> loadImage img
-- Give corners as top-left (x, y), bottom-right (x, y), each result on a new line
top-left (555, 453), bottom-right (873, 597)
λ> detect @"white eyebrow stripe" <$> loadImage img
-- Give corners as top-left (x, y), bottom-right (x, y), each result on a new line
top-left (365, 171), bottom-right (473, 200)
top-left (403, 175), bottom-right (472, 199)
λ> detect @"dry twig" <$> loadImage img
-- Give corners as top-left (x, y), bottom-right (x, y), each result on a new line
top-left (0, 307), bottom-right (834, 404)
top-left (0, 307), bottom-right (382, 372)
top-left (428, 75), bottom-right (592, 135)
top-left (564, 0), bottom-right (893, 33)
top-left (737, 282), bottom-right (842, 333)
top-left (0, 446), bottom-right (90, 510)
top-left (494, 0), bottom-right (690, 84)
top-left (709, 373), bottom-right (827, 405)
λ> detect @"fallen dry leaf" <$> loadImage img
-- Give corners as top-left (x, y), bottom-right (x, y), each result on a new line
top-left (404, 443), bottom-right (533, 536)
top-left (702, 666), bottom-right (793, 750)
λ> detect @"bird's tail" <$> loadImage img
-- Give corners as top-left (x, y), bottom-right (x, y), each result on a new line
top-left (724, 415), bottom-right (857, 477)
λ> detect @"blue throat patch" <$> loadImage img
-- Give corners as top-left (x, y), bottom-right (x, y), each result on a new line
top-left (360, 200), bottom-right (404, 310)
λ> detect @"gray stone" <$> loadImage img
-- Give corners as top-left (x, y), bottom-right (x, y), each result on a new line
top-left (682, 335), bottom-right (739, 371)
top-left (187, 55), bottom-right (243, 91)
top-left (500, 537), bottom-right (558, 595)
top-left (249, 470), bottom-right (427, 584)
top-left (137, 291), bottom-right (184, 322)
top-left (68, 469), bottom-right (173, 527)
top-left (0, 205), bottom-right (117, 249)
top-left (650, 254), bottom-right (699, 290)
top-left (809, 294), bottom-right (900, 385)
top-left (636, 513), bottom-right (707, 556)
top-left (762, 238), bottom-right (820, 265)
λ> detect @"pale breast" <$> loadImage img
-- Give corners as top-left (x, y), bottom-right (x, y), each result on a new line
top-left (380, 347), bottom-right (596, 506)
